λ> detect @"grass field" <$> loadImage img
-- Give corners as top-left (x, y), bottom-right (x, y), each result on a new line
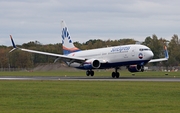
top-left (0, 81), bottom-right (180, 113)
top-left (0, 70), bottom-right (180, 113)
top-left (0, 70), bottom-right (180, 77)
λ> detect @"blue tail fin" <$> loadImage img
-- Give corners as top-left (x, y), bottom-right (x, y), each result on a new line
top-left (61, 21), bottom-right (80, 55)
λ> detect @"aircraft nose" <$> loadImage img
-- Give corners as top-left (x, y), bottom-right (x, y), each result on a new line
top-left (149, 51), bottom-right (154, 59)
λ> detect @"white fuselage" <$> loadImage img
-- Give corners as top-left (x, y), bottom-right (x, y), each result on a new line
top-left (67, 44), bottom-right (154, 69)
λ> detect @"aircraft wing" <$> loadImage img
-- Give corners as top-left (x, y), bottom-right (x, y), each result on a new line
top-left (148, 46), bottom-right (169, 63)
top-left (149, 58), bottom-right (168, 63)
top-left (9, 35), bottom-right (86, 64)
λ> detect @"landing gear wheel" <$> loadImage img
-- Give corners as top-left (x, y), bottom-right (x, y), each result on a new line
top-left (90, 71), bottom-right (94, 76)
top-left (86, 70), bottom-right (94, 76)
top-left (116, 72), bottom-right (119, 78)
top-left (112, 72), bottom-right (116, 78)
top-left (86, 71), bottom-right (90, 76)
top-left (112, 72), bottom-right (120, 78)
top-left (141, 67), bottom-right (144, 72)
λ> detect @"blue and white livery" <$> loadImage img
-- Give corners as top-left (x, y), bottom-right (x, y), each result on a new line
top-left (61, 22), bottom-right (80, 55)
top-left (10, 21), bottom-right (169, 78)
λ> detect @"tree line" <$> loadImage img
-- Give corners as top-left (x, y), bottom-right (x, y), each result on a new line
top-left (0, 34), bottom-right (179, 68)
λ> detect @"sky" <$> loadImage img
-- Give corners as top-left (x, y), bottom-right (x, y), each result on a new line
top-left (1, 0), bottom-right (180, 46)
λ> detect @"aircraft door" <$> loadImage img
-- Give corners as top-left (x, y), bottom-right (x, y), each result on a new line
top-left (131, 47), bottom-right (135, 57)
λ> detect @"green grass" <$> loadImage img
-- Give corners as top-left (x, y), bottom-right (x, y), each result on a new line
top-left (0, 81), bottom-right (180, 113)
top-left (0, 70), bottom-right (180, 77)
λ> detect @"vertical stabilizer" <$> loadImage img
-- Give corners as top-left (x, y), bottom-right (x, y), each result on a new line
top-left (61, 21), bottom-right (80, 55)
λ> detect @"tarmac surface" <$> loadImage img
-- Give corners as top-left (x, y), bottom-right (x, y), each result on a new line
top-left (0, 76), bottom-right (180, 82)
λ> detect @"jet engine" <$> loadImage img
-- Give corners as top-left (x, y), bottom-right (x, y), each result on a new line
top-left (83, 59), bottom-right (101, 69)
top-left (127, 65), bottom-right (144, 72)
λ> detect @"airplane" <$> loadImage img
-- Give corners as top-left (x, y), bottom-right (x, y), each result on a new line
top-left (10, 21), bottom-right (169, 78)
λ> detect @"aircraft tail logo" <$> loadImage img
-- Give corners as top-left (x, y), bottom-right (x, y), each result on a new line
top-left (61, 21), bottom-right (80, 55)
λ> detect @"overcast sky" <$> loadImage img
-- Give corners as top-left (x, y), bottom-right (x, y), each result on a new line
top-left (1, 0), bottom-right (180, 46)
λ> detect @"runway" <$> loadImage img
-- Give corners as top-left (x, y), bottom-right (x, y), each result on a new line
top-left (0, 76), bottom-right (180, 82)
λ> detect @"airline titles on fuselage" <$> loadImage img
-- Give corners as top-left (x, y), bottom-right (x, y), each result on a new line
top-left (111, 46), bottom-right (131, 53)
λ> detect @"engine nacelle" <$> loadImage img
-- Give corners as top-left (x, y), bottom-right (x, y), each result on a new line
top-left (83, 59), bottom-right (101, 69)
top-left (127, 65), bottom-right (144, 72)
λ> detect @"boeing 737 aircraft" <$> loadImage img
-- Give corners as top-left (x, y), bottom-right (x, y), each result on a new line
top-left (10, 21), bottom-right (169, 78)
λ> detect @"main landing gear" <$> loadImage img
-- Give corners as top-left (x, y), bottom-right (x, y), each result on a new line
top-left (111, 67), bottom-right (120, 78)
top-left (86, 70), bottom-right (94, 76)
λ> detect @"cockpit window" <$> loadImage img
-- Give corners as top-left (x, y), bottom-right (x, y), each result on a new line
top-left (139, 48), bottom-right (150, 51)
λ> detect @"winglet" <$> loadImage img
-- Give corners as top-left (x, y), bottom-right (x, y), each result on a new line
top-left (9, 35), bottom-right (17, 53)
top-left (164, 46), bottom-right (169, 59)
top-left (10, 35), bottom-right (16, 48)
